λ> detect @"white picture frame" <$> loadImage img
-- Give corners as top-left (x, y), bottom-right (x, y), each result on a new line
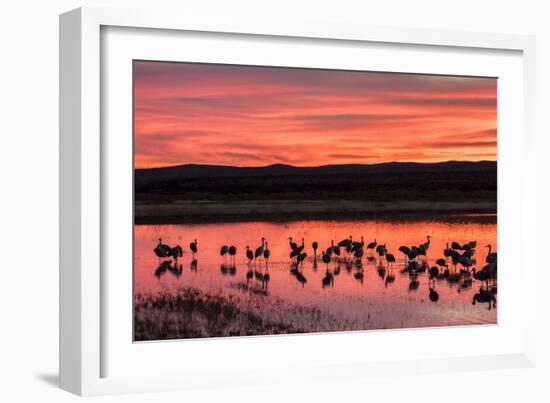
top-left (60, 6), bottom-right (537, 396)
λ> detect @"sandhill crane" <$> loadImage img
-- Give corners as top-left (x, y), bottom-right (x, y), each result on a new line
top-left (408, 247), bottom-right (419, 262)
top-left (171, 245), bottom-right (183, 262)
top-left (255, 237), bottom-right (266, 263)
top-left (189, 239), bottom-right (198, 257)
top-left (386, 252), bottom-right (396, 268)
top-left (444, 243), bottom-right (453, 258)
top-left (289, 237), bottom-right (297, 250)
top-left (263, 242), bottom-right (270, 265)
top-left (229, 245), bottom-right (237, 265)
top-left (338, 236), bottom-right (352, 248)
top-left (417, 244), bottom-right (427, 261)
top-left (296, 252), bottom-right (307, 266)
top-left (354, 247), bottom-right (364, 263)
top-left (312, 241), bottom-right (318, 256)
top-left (325, 242), bottom-right (334, 258)
top-left (459, 256), bottom-right (473, 272)
top-left (399, 246), bottom-right (411, 263)
top-left (332, 240), bottom-right (341, 258)
top-left (154, 238), bottom-right (172, 261)
top-left (422, 235), bottom-right (431, 251)
top-left (220, 245), bottom-right (229, 262)
top-left (376, 244), bottom-right (386, 264)
top-left (351, 236), bottom-right (364, 255)
top-left (485, 244), bottom-right (497, 264)
top-left (246, 246), bottom-right (253, 264)
top-left (429, 266), bottom-right (439, 284)
top-left (472, 266), bottom-right (491, 288)
top-left (367, 239), bottom-right (377, 254)
top-left (290, 238), bottom-right (305, 260)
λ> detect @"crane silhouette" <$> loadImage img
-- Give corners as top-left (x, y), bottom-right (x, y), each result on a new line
top-left (255, 237), bottom-right (266, 264)
top-left (220, 245), bottom-right (229, 262)
top-left (229, 245), bottom-right (237, 265)
top-left (289, 237), bottom-right (297, 250)
top-left (290, 238), bottom-right (305, 260)
top-left (354, 247), bottom-right (364, 263)
top-left (296, 252), bottom-right (307, 266)
top-left (367, 239), bottom-right (377, 255)
top-left (376, 243), bottom-right (387, 264)
top-left (398, 246), bottom-right (411, 263)
top-left (485, 244), bottom-right (497, 264)
top-left (339, 236), bottom-right (353, 258)
top-left (189, 239), bottom-right (198, 258)
top-left (338, 236), bottom-right (352, 248)
top-left (386, 251), bottom-right (395, 268)
top-left (245, 246), bottom-right (253, 264)
top-left (350, 236), bottom-right (364, 254)
top-left (332, 240), bottom-right (341, 258)
top-left (429, 266), bottom-right (439, 285)
top-left (171, 245), bottom-right (183, 262)
top-left (263, 242), bottom-right (270, 266)
top-left (154, 238), bottom-right (172, 261)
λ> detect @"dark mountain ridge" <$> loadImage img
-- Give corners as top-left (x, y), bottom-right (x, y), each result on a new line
top-left (136, 160), bottom-right (496, 183)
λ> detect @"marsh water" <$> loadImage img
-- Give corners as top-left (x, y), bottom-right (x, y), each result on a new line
top-left (134, 216), bottom-right (497, 341)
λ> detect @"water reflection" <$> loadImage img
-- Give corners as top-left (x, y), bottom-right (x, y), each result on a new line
top-left (472, 287), bottom-right (497, 310)
top-left (154, 260), bottom-right (183, 280)
top-left (190, 259), bottom-right (197, 273)
top-left (429, 287), bottom-right (439, 303)
top-left (134, 217), bottom-right (497, 340)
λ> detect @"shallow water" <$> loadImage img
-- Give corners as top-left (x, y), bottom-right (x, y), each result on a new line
top-left (134, 216), bottom-right (497, 340)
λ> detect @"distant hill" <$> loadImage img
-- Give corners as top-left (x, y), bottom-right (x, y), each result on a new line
top-left (134, 160), bottom-right (497, 223)
top-left (135, 161), bottom-right (497, 184)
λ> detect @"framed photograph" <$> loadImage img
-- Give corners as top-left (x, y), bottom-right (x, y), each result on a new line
top-left (60, 7), bottom-right (537, 396)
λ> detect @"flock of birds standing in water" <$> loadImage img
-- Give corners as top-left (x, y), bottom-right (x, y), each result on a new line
top-left (153, 234), bottom-right (497, 309)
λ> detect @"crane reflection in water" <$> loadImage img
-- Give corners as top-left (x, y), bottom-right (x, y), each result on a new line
top-left (135, 217), bottom-right (497, 340)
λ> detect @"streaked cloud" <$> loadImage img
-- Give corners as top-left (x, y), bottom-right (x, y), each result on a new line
top-left (134, 61), bottom-right (496, 168)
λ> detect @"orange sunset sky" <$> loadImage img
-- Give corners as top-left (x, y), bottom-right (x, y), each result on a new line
top-left (134, 61), bottom-right (497, 169)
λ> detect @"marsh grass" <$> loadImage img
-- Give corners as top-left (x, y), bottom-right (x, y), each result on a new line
top-left (134, 286), bottom-right (375, 341)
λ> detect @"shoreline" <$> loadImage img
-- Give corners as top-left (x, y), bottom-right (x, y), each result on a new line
top-left (134, 199), bottom-right (497, 225)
